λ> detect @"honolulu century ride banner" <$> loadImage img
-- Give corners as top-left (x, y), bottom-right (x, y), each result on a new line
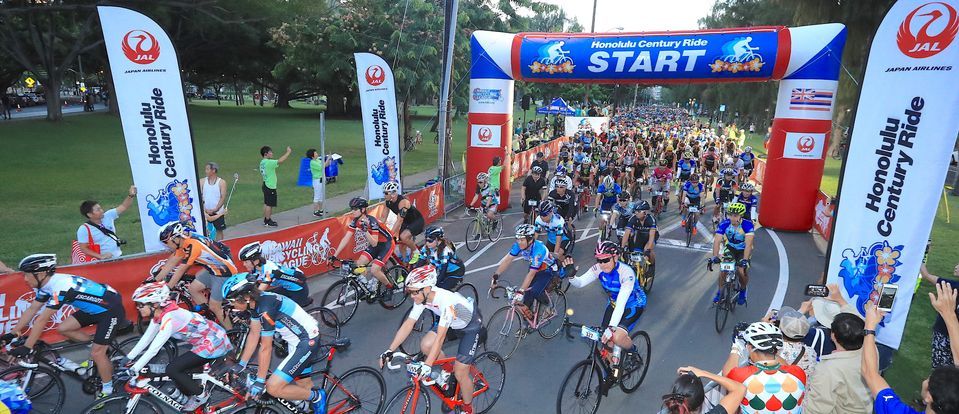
top-left (98, 6), bottom-right (203, 252)
top-left (355, 53), bottom-right (402, 200)
top-left (825, 0), bottom-right (959, 348)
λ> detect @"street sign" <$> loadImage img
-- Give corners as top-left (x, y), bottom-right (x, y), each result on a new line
top-left (24, 77), bottom-right (35, 88)
top-left (719, 104), bottom-right (726, 112)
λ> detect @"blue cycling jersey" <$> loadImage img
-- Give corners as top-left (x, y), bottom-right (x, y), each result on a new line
top-left (677, 159), bottom-right (697, 172)
top-left (534, 213), bottom-right (569, 242)
top-left (509, 239), bottom-right (555, 271)
top-left (35, 273), bottom-right (118, 314)
top-left (419, 244), bottom-right (463, 274)
top-left (715, 219), bottom-right (756, 250)
top-left (599, 262), bottom-right (647, 309)
top-left (596, 184), bottom-right (622, 210)
top-left (257, 260), bottom-right (307, 292)
top-left (736, 194), bottom-right (758, 215)
top-left (683, 181), bottom-right (705, 199)
top-left (573, 152), bottom-right (588, 164)
top-left (739, 152), bottom-right (755, 166)
top-left (251, 292), bottom-right (319, 345)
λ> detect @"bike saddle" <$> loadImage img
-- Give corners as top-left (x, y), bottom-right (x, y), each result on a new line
top-left (117, 319), bottom-right (134, 334)
top-left (331, 338), bottom-right (351, 351)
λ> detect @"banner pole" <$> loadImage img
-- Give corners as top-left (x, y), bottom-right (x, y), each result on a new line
top-left (319, 111), bottom-right (326, 211)
top-left (436, 0), bottom-right (459, 182)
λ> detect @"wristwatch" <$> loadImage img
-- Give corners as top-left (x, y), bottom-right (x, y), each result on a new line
top-left (863, 329), bottom-right (877, 337)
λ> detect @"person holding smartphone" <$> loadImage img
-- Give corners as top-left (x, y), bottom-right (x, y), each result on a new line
top-left (920, 262), bottom-right (959, 368)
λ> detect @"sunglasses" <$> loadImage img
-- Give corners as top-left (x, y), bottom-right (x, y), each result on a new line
top-left (406, 288), bottom-right (424, 296)
top-left (596, 257), bottom-right (614, 264)
top-left (425, 237), bottom-right (438, 243)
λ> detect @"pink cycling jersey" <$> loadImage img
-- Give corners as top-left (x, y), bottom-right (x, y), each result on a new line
top-left (652, 167), bottom-right (673, 182)
top-left (126, 304), bottom-right (232, 372)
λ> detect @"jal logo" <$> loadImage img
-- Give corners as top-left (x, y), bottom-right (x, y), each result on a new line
top-left (478, 127), bottom-right (493, 142)
top-left (797, 135), bottom-right (815, 153)
top-left (897, 2), bottom-right (959, 58)
top-left (365, 65), bottom-right (386, 86)
top-left (122, 30), bottom-right (160, 64)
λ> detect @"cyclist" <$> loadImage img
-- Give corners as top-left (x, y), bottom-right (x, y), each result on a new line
top-left (534, 200), bottom-right (572, 262)
top-left (722, 322), bottom-right (806, 413)
top-left (593, 175), bottom-right (622, 233)
top-left (522, 166), bottom-right (547, 222)
top-left (5, 254), bottom-right (126, 398)
top-left (710, 202), bottom-right (755, 305)
top-left (123, 282), bottom-right (233, 411)
top-left (567, 242), bottom-right (646, 362)
top-left (575, 155), bottom-right (593, 188)
top-left (610, 192), bottom-right (633, 241)
top-left (332, 197), bottom-right (398, 292)
top-left (713, 168), bottom-right (739, 225)
top-left (382, 181), bottom-right (426, 265)
top-left (222, 273), bottom-right (327, 413)
top-left (736, 182), bottom-right (759, 222)
top-left (548, 176), bottom-right (576, 221)
top-left (468, 172), bottom-right (499, 225)
top-left (675, 152), bottom-right (697, 196)
top-left (155, 221), bottom-right (238, 329)
top-left (739, 146), bottom-right (756, 181)
top-left (702, 146), bottom-right (719, 178)
top-left (417, 226), bottom-right (465, 290)
top-left (557, 150), bottom-right (574, 175)
top-left (649, 160), bottom-right (673, 211)
top-left (380, 265), bottom-right (483, 414)
top-left (530, 152), bottom-right (549, 180)
top-left (238, 242), bottom-right (310, 307)
top-left (680, 173), bottom-right (705, 229)
top-left (620, 201), bottom-right (658, 278)
top-left (490, 224), bottom-right (557, 319)
top-left (547, 165), bottom-right (568, 193)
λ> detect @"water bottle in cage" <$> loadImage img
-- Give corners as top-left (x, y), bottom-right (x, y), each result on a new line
top-left (55, 357), bottom-right (82, 373)
top-left (611, 345), bottom-right (623, 378)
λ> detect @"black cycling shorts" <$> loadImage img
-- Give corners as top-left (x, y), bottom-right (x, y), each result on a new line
top-left (726, 247), bottom-right (746, 262)
top-left (601, 303), bottom-right (644, 332)
top-left (437, 269), bottom-right (465, 290)
top-left (402, 217), bottom-right (425, 238)
top-left (275, 337), bottom-right (321, 383)
top-left (361, 240), bottom-right (396, 267)
top-left (431, 307), bottom-right (483, 365)
top-left (71, 292), bottom-right (125, 345)
top-left (546, 239), bottom-right (573, 255)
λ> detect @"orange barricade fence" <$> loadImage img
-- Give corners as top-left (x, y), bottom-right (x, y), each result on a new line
top-left (509, 136), bottom-right (570, 181)
top-left (812, 190), bottom-right (834, 241)
top-left (0, 183), bottom-right (444, 342)
top-left (750, 158), bottom-right (767, 185)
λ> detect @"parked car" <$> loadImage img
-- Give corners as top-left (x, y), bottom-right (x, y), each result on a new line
top-left (201, 91), bottom-right (216, 100)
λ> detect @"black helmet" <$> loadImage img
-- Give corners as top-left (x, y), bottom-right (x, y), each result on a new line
top-left (349, 197), bottom-right (369, 210)
top-left (18, 254), bottom-right (56, 274)
top-left (425, 226), bottom-right (445, 240)
top-left (238, 242), bottom-right (263, 261)
top-left (618, 192), bottom-right (631, 201)
top-left (634, 200), bottom-right (651, 212)
top-left (158, 221), bottom-right (187, 243)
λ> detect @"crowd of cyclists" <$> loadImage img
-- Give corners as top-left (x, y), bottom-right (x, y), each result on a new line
top-left (0, 104), bottom-right (768, 413)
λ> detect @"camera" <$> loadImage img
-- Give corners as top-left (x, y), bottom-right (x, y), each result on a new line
top-left (117, 238), bottom-right (128, 246)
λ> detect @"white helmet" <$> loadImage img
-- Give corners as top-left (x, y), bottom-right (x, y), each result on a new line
top-left (602, 176), bottom-right (614, 188)
top-left (383, 181), bottom-right (400, 194)
top-left (476, 172), bottom-right (489, 182)
top-left (743, 322), bottom-right (784, 352)
top-left (406, 265), bottom-right (437, 290)
top-left (132, 281), bottom-right (171, 305)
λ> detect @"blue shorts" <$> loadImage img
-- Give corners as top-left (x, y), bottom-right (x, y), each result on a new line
top-left (275, 338), bottom-right (321, 383)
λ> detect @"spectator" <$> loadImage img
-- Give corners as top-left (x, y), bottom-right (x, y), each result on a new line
top-left (1, 93), bottom-right (10, 120)
top-left (76, 185), bottom-right (136, 261)
top-left (804, 311), bottom-right (871, 414)
top-left (201, 162), bottom-right (227, 241)
top-left (307, 149), bottom-right (325, 218)
top-left (259, 145), bottom-right (292, 227)
top-left (488, 156), bottom-right (503, 193)
top-left (920, 262), bottom-right (959, 368)
top-left (663, 367), bottom-right (746, 414)
top-left (325, 154), bottom-right (342, 183)
top-left (723, 322), bottom-right (806, 413)
top-left (774, 306), bottom-right (819, 372)
top-left (863, 285), bottom-right (959, 414)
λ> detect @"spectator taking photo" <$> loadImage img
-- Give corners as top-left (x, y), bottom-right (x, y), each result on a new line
top-left (74, 185), bottom-right (136, 262)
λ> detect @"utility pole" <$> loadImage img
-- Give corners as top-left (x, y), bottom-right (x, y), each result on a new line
top-left (436, 0), bottom-right (459, 182)
top-left (583, 0), bottom-right (597, 107)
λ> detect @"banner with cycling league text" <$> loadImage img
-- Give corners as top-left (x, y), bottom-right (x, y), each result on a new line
top-left (355, 53), bottom-right (402, 200)
top-left (98, 6), bottom-right (204, 252)
top-left (825, 0), bottom-right (959, 349)
top-left (564, 116), bottom-right (609, 137)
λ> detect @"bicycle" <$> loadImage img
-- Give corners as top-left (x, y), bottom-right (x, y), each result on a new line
top-left (831, 126), bottom-right (849, 160)
top-left (232, 338), bottom-right (387, 414)
top-left (574, 184), bottom-right (592, 219)
top-left (396, 282), bottom-right (481, 355)
top-left (684, 202), bottom-right (701, 247)
top-left (708, 251), bottom-right (744, 333)
top-left (321, 258), bottom-right (410, 326)
top-left (597, 210), bottom-right (613, 242)
top-left (523, 198), bottom-right (540, 225)
top-left (464, 208), bottom-right (503, 252)
top-left (651, 189), bottom-right (665, 220)
top-left (556, 311), bottom-right (652, 414)
top-left (382, 351), bottom-right (505, 414)
top-left (226, 305), bottom-right (340, 362)
top-left (483, 282), bottom-right (567, 360)
top-left (626, 249), bottom-right (654, 295)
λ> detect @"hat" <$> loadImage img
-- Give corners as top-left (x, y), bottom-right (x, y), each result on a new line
top-left (778, 306), bottom-right (811, 340)
top-left (811, 298), bottom-right (842, 326)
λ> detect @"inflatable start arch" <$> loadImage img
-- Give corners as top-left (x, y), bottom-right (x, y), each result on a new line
top-left (466, 24), bottom-right (847, 231)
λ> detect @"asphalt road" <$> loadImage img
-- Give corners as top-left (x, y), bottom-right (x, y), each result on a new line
top-left (46, 178), bottom-right (824, 413)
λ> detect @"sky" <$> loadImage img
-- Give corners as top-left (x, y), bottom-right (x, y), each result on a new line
top-left (539, 0), bottom-right (718, 32)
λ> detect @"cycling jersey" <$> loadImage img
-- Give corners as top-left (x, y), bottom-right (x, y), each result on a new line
top-left (612, 202), bottom-right (632, 229)
top-left (726, 363), bottom-right (806, 413)
top-left (677, 159), bottom-right (697, 173)
top-left (127, 305), bottom-right (232, 373)
top-left (736, 194), bottom-right (759, 216)
top-left (349, 214), bottom-right (393, 247)
top-left (548, 189), bottom-right (575, 218)
top-left (569, 261), bottom-right (646, 328)
top-left (739, 152), bottom-right (756, 168)
top-left (508, 239), bottom-right (555, 271)
top-left (475, 183), bottom-right (499, 206)
top-left (682, 181), bottom-right (705, 202)
top-left (703, 153), bottom-right (718, 170)
top-left (408, 287), bottom-right (474, 330)
top-left (577, 162), bottom-right (592, 178)
top-left (174, 237), bottom-right (238, 277)
top-left (35, 273), bottom-right (119, 314)
top-left (596, 183), bottom-right (622, 210)
top-left (572, 152), bottom-right (588, 165)
top-left (715, 178), bottom-right (738, 202)
top-left (385, 195), bottom-right (424, 227)
top-left (256, 260), bottom-right (309, 306)
top-left (535, 214), bottom-right (569, 242)
top-left (251, 292), bottom-right (319, 345)
top-left (715, 219), bottom-right (755, 251)
top-left (522, 175), bottom-right (547, 201)
top-left (419, 244), bottom-right (464, 278)
top-left (624, 214), bottom-right (657, 248)
top-left (651, 167), bottom-right (673, 182)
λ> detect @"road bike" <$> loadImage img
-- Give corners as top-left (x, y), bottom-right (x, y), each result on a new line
top-left (708, 251), bottom-right (745, 333)
top-left (464, 208), bottom-right (503, 252)
top-left (597, 210), bottom-right (614, 242)
top-left (523, 198), bottom-right (540, 225)
top-left (396, 282), bottom-right (481, 355)
top-left (226, 304), bottom-right (340, 362)
top-left (684, 202), bottom-right (702, 247)
top-left (383, 351), bottom-right (505, 414)
top-left (651, 189), bottom-right (665, 220)
top-left (321, 258), bottom-right (410, 326)
top-left (574, 184), bottom-right (592, 219)
top-left (483, 281), bottom-right (567, 360)
top-left (556, 311), bottom-right (651, 414)
top-left (626, 249), bottom-right (655, 295)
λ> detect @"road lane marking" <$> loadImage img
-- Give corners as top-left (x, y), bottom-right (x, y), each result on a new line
top-left (463, 238), bottom-right (502, 266)
top-left (766, 229), bottom-right (790, 315)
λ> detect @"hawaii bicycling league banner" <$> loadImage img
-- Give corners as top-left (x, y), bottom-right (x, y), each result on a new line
top-left (98, 6), bottom-right (204, 252)
top-left (355, 53), bottom-right (402, 200)
top-left (825, 0), bottom-right (959, 349)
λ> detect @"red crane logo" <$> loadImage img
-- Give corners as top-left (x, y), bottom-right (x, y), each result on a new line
top-left (478, 127), bottom-right (493, 142)
top-left (897, 2), bottom-right (959, 58)
top-left (797, 135), bottom-right (815, 153)
top-left (122, 30), bottom-right (160, 64)
top-left (365, 65), bottom-right (386, 86)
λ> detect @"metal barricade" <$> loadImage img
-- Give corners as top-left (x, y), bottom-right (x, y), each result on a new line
top-left (443, 172), bottom-right (466, 215)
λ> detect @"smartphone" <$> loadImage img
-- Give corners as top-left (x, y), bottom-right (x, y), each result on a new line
top-left (877, 284), bottom-right (899, 312)
top-left (805, 284), bottom-right (829, 297)
top-left (769, 309), bottom-right (779, 321)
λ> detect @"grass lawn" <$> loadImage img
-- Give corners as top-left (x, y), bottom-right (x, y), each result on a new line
top-left (0, 103), bottom-right (468, 264)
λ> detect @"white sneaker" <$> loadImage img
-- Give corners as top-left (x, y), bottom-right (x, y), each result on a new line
top-left (181, 392), bottom-right (210, 411)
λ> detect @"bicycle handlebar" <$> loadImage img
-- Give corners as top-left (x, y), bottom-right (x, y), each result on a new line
top-left (385, 352), bottom-right (438, 386)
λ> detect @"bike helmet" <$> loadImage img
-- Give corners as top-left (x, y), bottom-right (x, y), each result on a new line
top-left (557, 177), bottom-right (572, 188)
top-left (726, 202), bottom-right (747, 216)
top-left (132, 282), bottom-right (171, 305)
top-left (634, 200), bottom-right (651, 212)
top-left (602, 176), bottom-right (614, 188)
top-left (383, 181), bottom-right (400, 194)
top-left (514, 224), bottom-right (536, 239)
top-left (538, 199), bottom-right (555, 216)
top-left (744, 146), bottom-right (753, 153)
top-left (690, 173), bottom-right (700, 182)
top-left (18, 253), bottom-right (56, 274)
top-left (158, 221), bottom-right (187, 243)
top-left (582, 157), bottom-right (592, 164)
top-left (684, 152), bottom-right (693, 158)
top-left (721, 168), bottom-right (734, 176)
top-left (531, 166), bottom-right (543, 175)
top-left (222, 272), bottom-right (258, 301)
top-left (594, 241), bottom-right (621, 259)
top-left (536, 151), bottom-right (544, 158)
top-left (740, 183), bottom-right (755, 192)
top-left (406, 265), bottom-right (437, 290)
top-left (349, 197), bottom-right (369, 210)
top-left (742, 322), bottom-right (784, 352)
top-left (476, 172), bottom-right (489, 182)
top-left (238, 242), bottom-right (263, 261)
top-left (555, 165), bottom-right (567, 176)
top-left (424, 226), bottom-right (445, 240)
top-left (618, 192), bottom-right (631, 201)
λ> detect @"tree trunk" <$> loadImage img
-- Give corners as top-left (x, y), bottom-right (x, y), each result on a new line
top-left (44, 75), bottom-right (63, 122)
top-left (275, 87), bottom-right (292, 109)
top-left (403, 95), bottom-right (413, 151)
top-left (105, 67), bottom-right (119, 116)
top-left (214, 84), bottom-right (222, 106)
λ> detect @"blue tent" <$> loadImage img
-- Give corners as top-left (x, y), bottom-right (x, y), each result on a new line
top-left (536, 97), bottom-right (575, 115)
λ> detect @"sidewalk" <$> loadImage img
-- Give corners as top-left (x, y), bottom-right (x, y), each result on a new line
top-left (2, 102), bottom-right (107, 120)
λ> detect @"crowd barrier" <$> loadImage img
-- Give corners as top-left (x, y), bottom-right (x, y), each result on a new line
top-left (813, 190), bottom-right (834, 240)
top-left (0, 182), bottom-right (445, 342)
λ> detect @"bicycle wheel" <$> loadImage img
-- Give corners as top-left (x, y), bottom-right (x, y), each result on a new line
top-left (0, 365), bottom-right (63, 413)
top-left (79, 394), bottom-right (163, 414)
top-left (483, 306), bottom-right (524, 360)
top-left (380, 266), bottom-right (410, 310)
top-left (224, 401), bottom-right (285, 414)
top-left (114, 336), bottom-right (178, 364)
top-left (685, 216), bottom-right (694, 247)
top-left (455, 283), bottom-right (480, 308)
top-left (306, 306), bottom-right (342, 349)
top-left (465, 219), bottom-right (482, 252)
top-left (470, 352), bottom-right (506, 414)
top-left (382, 384), bottom-right (430, 414)
top-left (226, 327), bottom-right (251, 363)
top-left (322, 278), bottom-right (361, 326)
top-left (489, 216), bottom-right (504, 241)
top-left (325, 366), bottom-right (386, 414)
top-left (537, 289), bottom-right (568, 339)
top-left (714, 284), bottom-right (732, 333)
top-left (556, 360), bottom-right (603, 414)
top-left (620, 330), bottom-right (652, 393)
top-left (398, 307), bottom-right (436, 355)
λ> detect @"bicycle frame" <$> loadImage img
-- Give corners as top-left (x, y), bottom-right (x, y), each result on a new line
top-left (124, 369), bottom-right (246, 414)
top-left (562, 321), bottom-right (619, 396)
top-left (490, 286), bottom-right (558, 330)
top-left (387, 352), bottom-right (491, 412)
top-left (331, 260), bottom-right (382, 302)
